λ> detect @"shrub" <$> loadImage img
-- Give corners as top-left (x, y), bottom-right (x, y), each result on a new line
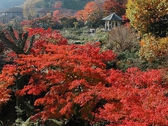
top-left (103, 25), bottom-right (139, 53)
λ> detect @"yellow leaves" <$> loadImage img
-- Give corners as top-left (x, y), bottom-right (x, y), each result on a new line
top-left (139, 35), bottom-right (168, 61)
top-left (126, 0), bottom-right (168, 35)
top-left (23, 0), bottom-right (42, 19)
top-left (139, 39), bottom-right (145, 47)
top-left (127, 0), bottom-right (168, 62)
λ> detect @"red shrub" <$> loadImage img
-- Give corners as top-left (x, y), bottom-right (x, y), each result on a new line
top-left (0, 28), bottom-right (168, 126)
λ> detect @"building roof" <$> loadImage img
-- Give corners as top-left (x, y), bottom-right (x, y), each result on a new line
top-left (36, 8), bottom-right (58, 12)
top-left (102, 13), bottom-right (122, 21)
top-left (3, 7), bottom-right (23, 13)
top-left (0, 7), bottom-right (77, 16)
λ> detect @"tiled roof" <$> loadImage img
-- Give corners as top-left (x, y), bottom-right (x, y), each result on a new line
top-left (102, 13), bottom-right (122, 21)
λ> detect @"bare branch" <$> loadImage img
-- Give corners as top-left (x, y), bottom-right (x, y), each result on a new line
top-left (0, 27), bottom-right (35, 55)
top-left (26, 35), bottom-right (35, 54)
top-left (0, 32), bottom-right (24, 54)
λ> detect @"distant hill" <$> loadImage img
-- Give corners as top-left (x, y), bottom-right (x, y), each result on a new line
top-left (61, 0), bottom-right (93, 10)
top-left (0, 0), bottom-right (93, 11)
top-left (36, 0), bottom-right (93, 10)
top-left (0, 0), bottom-right (25, 11)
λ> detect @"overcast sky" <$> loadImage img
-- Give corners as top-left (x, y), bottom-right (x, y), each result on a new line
top-left (0, 0), bottom-right (25, 10)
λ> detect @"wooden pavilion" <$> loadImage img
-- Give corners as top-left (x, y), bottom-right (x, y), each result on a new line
top-left (102, 13), bottom-right (122, 30)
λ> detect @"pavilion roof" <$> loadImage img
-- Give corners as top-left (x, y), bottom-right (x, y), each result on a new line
top-left (102, 13), bottom-right (122, 21)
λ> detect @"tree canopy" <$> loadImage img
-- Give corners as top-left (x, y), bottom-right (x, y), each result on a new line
top-left (126, 0), bottom-right (168, 37)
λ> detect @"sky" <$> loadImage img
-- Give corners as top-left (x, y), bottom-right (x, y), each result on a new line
top-left (0, 0), bottom-right (26, 10)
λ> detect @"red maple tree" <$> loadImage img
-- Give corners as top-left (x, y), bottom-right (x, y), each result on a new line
top-left (103, 0), bottom-right (126, 16)
top-left (14, 41), bottom-right (116, 121)
top-left (76, 1), bottom-right (99, 22)
top-left (0, 65), bottom-right (16, 108)
top-left (95, 67), bottom-right (168, 125)
top-left (0, 28), bottom-right (168, 126)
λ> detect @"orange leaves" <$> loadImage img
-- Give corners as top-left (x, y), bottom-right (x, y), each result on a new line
top-left (0, 65), bottom-right (16, 107)
top-left (59, 102), bottom-right (73, 116)
top-left (0, 65), bottom-right (16, 88)
top-left (76, 1), bottom-right (99, 22)
top-left (74, 91), bottom-right (95, 107)
top-left (0, 89), bottom-right (11, 103)
top-left (28, 27), bottom-right (50, 37)
top-left (8, 31), bottom-right (116, 121)
top-left (139, 35), bottom-right (168, 61)
top-left (30, 28), bottom-right (68, 49)
top-left (28, 27), bottom-right (68, 46)
top-left (96, 102), bottom-right (124, 123)
top-left (121, 85), bottom-right (168, 125)
top-left (94, 67), bottom-right (168, 125)
top-left (125, 67), bottom-right (163, 87)
top-left (76, 10), bottom-right (84, 21)
top-left (68, 79), bottom-right (87, 90)
top-left (2, 27), bottom-right (168, 125)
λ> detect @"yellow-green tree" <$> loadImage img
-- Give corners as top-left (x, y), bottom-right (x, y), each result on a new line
top-left (126, 0), bottom-right (168, 63)
top-left (126, 0), bottom-right (168, 37)
top-left (139, 35), bottom-right (168, 62)
top-left (23, 0), bottom-right (42, 20)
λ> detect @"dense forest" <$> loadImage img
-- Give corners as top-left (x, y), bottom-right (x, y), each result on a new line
top-left (37, 0), bottom-right (93, 10)
top-left (61, 0), bottom-right (93, 10)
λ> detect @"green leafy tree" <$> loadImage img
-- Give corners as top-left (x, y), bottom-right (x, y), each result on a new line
top-left (8, 17), bottom-right (23, 32)
top-left (40, 0), bottom-right (57, 7)
top-left (23, 0), bottom-right (42, 20)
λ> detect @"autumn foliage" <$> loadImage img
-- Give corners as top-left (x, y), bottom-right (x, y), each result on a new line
top-left (103, 0), bottom-right (126, 16)
top-left (0, 28), bottom-right (168, 125)
top-left (139, 35), bottom-right (168, 62)
top-left (0, 65), bottom-right (16, 108)
top-left (76, 1), bottom-right (99, 22)
top-left (126, 0), bottom-right (168, 62)
top-left (126, 0), bottom-right (168, 36)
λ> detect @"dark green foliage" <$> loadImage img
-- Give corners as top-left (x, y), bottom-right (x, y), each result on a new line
top-left (35, 0), bottom-right (93, 10)
top-left (149, 15), bottom-right (168, 38)
top-left (7, 17), bottom-right (23, 32)
top-left (52, 17), bottom-right (84, 30)
top-left (60, 17), bottom-right (83, 28)
top-left (116, 50), bottom-right (140, 71)
top-left (0, 98), bottom-right (16, 125)
top-left (62, 0), bottom-right (93, 10)
top-left (37, 0), bottom-right (57, 8)
top-left (60, 17), bottom-right (79, 28)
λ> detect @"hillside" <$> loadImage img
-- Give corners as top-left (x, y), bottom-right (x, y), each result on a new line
top-left (0, 0), bottom-right (93, 11)
top-left (36, 0), bottom-right (93, 10)
top-left (61, 0), bottom-right (93, 10)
